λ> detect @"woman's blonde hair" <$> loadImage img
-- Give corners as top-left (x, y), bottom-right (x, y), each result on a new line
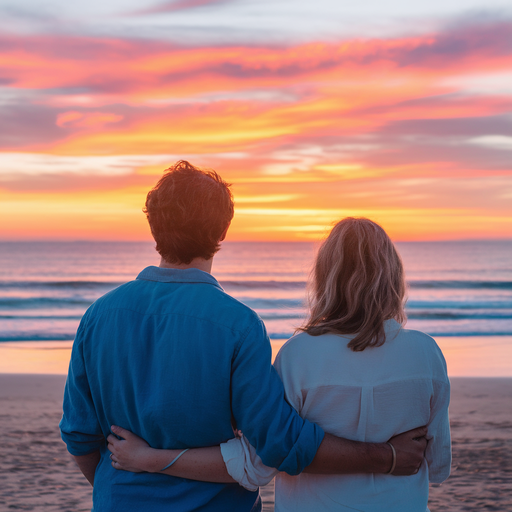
top-left (300, 217), bottom-right (407, 351)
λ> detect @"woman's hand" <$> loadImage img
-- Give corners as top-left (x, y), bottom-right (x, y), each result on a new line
top-left (107, 425), bottom-right (155, 473)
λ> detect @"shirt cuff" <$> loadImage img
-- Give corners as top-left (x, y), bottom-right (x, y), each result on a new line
top-left (60, 430), bottom-right (104, 456)
top-left (276, 420), bottom-right (325, 475)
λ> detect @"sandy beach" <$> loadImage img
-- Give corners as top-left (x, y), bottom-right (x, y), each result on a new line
top-left (1, 373), bottom-right (511, 511)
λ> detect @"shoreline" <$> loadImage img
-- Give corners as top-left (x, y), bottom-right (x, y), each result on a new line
top-left (1, 336), bottom-right (511, 377)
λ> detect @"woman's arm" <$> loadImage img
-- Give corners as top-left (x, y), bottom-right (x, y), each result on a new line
top-left (107, 425), bottom-right (236, 483)
top-left (426, 380), bottom-right (451, 483)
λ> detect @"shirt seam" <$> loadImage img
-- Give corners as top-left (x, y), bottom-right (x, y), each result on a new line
top-left (86, 306), bottom-right (257, 336)
top-left (127, 275), bottom-right (260, 321)
top-left (232, 319), bottom-right (263, 360)
top-left (297, 376), bottom-right (450, 393)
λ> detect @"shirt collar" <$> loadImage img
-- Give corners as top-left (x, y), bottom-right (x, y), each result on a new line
top-left (136, 266), bottom-right (223, 290)
top-left (383, 318), bottom-right (402, 339)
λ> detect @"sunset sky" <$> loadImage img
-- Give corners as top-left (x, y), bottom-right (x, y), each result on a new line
top-left (1, 0), bottom-right (511, 241)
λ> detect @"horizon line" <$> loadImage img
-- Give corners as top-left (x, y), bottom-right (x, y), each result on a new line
top-left (2, 238), bottom-right (512, 244)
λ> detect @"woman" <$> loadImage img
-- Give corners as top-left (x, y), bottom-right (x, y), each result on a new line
top-left (108, 218), bottom-right (451, 511)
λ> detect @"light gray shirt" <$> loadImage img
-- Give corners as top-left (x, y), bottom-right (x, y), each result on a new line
top-left (221, 319), bottom-right (451, 512)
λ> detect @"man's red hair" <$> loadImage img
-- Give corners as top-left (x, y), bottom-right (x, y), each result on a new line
top-left (144, 161), bottom-right (234, 264)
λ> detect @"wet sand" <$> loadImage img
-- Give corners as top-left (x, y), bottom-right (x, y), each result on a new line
top-left (2, 336), bottom-right (512, 376)
top-left (1, 374), bottom-right (511, 511)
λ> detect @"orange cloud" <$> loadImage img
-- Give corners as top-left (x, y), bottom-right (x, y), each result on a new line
top-left (56, 111), bottom-right (123, 128)
top-left (1, 21), bottom-right (512, 240)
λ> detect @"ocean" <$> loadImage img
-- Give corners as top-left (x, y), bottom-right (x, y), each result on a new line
top-left (1, 240), bottom-right (512, 343)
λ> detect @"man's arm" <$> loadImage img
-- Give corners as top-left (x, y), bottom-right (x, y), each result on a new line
top-left (60, 318), bottom-right (105, 480)
top-left (230, 320), bottom-right (324, 474)
top-left (230, 320), bottom-right (429, 477)
top-left (72, 451), bottom-right (101, 486)
top-left (305, 426), bottom-right (428, 475)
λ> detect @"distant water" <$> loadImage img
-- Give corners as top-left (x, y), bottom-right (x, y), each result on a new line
top-left (0, 240), bottom-right (512, 342)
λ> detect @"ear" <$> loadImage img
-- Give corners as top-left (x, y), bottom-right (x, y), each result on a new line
top-left (219, 222), bottom-right (231, 242)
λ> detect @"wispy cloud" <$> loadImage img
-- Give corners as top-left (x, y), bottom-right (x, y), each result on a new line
top-left (130, 0), bottom-right (234, 16)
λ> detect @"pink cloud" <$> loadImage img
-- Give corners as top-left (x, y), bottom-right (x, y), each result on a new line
top-left (130, 0), bottom-right (232, 16)
top-left (56, 111), bottom-right (124, 128)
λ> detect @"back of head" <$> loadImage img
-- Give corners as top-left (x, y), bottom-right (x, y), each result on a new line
top-left (301, 217), bottom-right (406, 351)
top-left (144, 161), bottom-right (234, 264)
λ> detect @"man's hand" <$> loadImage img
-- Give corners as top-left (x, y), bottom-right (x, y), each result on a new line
top-left (388, 426), bottom-right (428, 475)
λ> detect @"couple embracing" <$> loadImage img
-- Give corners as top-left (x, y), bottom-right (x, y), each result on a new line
top-left (60, 161), bottom-right (451, 511)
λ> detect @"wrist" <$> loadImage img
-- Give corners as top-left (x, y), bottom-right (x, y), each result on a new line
top-left (141, 447), bottom-right (163, 473)
top-left (371, 442), bottom-right (394, 474)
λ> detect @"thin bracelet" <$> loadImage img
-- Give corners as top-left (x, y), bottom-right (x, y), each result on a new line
top-left (160, 448), bottom-right (190, 472)
top-left (386, 442), bottom-right (397, 475)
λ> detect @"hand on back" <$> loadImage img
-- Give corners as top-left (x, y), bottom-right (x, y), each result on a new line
top-left (107, 425), bottom-right (153, 473)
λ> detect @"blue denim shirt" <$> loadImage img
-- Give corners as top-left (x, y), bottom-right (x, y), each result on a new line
top-left (60, 266), bottom-right (324, 511)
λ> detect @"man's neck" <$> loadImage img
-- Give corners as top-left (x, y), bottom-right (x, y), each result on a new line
top-left (159, 257), bottom-right (213, 274)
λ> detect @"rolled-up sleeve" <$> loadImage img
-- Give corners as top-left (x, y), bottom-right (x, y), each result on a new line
top-left (220, 435), bottom-right (279, 491)
top-left (230, 318), bottom-right (324, 475)
top-left (59, 317), bottom-right (104, 455)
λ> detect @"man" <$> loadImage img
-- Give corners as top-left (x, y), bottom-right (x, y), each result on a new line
top-left (60, 161), bottom-right (426, 511)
